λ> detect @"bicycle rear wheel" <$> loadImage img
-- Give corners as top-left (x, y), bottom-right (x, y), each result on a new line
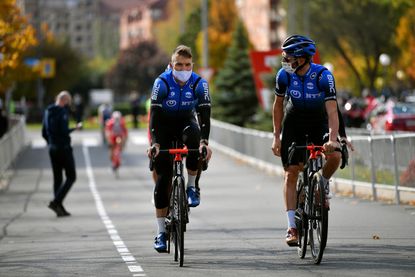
top-left (309, 173), bottom-right (328, 264)
top-left (296, 173), bottom-right (307, 258)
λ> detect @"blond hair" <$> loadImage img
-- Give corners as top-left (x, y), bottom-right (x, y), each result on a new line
top-left (171, 45), bottom-right (192, 62)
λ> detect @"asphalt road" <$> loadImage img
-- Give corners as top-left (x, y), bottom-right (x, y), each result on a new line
top-left (0, 130), bottom-right (414, 277)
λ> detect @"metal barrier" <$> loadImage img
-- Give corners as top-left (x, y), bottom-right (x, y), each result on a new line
top-left (0, 115), bottom-right (28, 180)
top-left (210, 119), bottom-right (415, 205)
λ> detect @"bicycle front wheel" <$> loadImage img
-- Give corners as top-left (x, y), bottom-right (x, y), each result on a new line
top-left (172, 176), bottom-right (186, 267)
top-left (309, 173), bottom-right (328, 264)
top-left (296, 173), bottom-right (307, 259)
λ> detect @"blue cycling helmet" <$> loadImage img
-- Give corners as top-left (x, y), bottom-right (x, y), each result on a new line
top-left (282, 35), bottom-right (316, 57)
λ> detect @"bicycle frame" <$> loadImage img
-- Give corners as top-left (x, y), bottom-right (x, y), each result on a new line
top-left (111, 136), bottom-right (123, 171)
top-left (292, 143), bottom-right (328, 264)
top-left (151, 145), bottom-right (205, 267)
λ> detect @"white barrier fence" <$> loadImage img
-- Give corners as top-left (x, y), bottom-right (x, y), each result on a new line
top-left (210, 119), bottom-right (415, 205)
top-left (0, 115), bottom-right (28, 182)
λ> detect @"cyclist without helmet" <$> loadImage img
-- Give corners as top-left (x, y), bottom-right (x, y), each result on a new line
top-left (271, 35), bottom-right (351, 247)
top-left (148, 45), bottom-right (212, 253)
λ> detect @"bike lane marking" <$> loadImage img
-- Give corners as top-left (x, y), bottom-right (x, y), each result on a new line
top-left (82, 141), bottom-right (146, 277)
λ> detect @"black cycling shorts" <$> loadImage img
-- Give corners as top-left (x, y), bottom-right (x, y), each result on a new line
top-left (280, 116), bottom-right (329, 168)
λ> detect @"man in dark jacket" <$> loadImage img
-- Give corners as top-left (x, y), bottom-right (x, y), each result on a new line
top-left (42, 91), bottom-right (82, 217)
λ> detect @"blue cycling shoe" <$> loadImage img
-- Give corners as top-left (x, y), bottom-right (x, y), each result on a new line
top-left (186, 186), bottom-right (200, 207)
top-left (154, 232), bottom-right (167, 253)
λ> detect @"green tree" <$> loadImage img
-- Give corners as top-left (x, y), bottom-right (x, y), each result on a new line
top-left (105, 41), bottom-right (168, 98)
top-left (15, 39), bottom-right (85, 104)
top-left (177, 5), bottom-right (201, 69)
top-left (212, 19), bottom-right (257, 126)
top-left (308, 0), bottom-right (410, 94)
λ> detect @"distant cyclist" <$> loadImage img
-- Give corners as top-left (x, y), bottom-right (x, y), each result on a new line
top-left (148, 45), bottom-right (212, 252)
top-left (98, 103), bottom-right (112, 145)
top-left (271, 35), bottom-right (352, 246)
top-left (105, 111), bottom-right (128, 170)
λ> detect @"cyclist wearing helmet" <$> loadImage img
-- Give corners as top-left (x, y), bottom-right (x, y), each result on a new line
top-left (271, 35), bottom-right (350, 246)
top-left (105, 111), bottom-right (128, 169)
top-left (148, 45), bottom-right (212, 253)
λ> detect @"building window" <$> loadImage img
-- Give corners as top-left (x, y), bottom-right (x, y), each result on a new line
top-left (128, 10), bottom-right (142, 23)
top-left (151, 9), bottom-right (162, 20)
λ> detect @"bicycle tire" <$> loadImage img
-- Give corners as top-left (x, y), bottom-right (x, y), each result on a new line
top-left (173, 176), bottom-right (186, 267)
top-left (296, 173), bottom-right (308, 258)
top-left (171, 179), bottom-right (179, 262)
top-left (309, 173), bottom-right (328, 264)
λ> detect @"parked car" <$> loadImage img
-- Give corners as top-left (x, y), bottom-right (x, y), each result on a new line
top-left (343, 96), bottom-right (378, 128)
top-left (367, 101), bottom-right (415, 133)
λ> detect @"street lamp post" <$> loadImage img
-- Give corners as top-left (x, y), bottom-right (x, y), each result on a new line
top-left (379, 53), bottom-right (391, 97)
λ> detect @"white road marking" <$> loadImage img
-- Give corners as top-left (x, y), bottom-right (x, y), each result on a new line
top-left (82, 142), bottom-right (146, 277)
top-left (82, 137), bottom-right (99, 147)
top-left (31, 139), bottom-right (46, 149)
top-left (131, 135), bottom-right (148, 145)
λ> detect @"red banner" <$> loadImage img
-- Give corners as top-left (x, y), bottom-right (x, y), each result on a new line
top-left (249, 49), bottom-right (321, 109)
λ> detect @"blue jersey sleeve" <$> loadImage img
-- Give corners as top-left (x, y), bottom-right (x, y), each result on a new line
top-left (319, 70), bottom-right (337, 101)
top-left (275, 68), bottom-right (289, 97)
top-left (195, 78), bottom-right (211, 108)
top-left (150, 77), bottom-right (168, 107)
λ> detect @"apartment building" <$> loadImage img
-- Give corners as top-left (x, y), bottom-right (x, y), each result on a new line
top-left (22, 0), bottom-right (120, 59)
top-left (119, 0), bottom-right (167, 50)
top-left (236, 0), bottom-right (284, 51)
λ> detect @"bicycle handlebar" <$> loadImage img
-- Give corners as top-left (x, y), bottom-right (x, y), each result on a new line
top-left (149, 146), bottom-right (208, 171)
top-left (288, 142), bottom-right (346, 167)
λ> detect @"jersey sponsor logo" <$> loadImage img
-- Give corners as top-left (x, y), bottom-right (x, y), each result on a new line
top-left (185, 91), bottom-right (193, 98)
top-left (151, 83), bottom-right (161, 100)
top-left (166, 100), bottom-right (176, 107)
top-left (181, 100), bottom-right (194, 106)
top-left (203, 82), bottom-right (210, 101)
top-left (310, 72), bottom-right (317, 80)
top-left (305, 92), bottom-right (321, 99)
top-left (290, 90), bottom-right (301, 98)
top-left (327, 74), bottom-right (336, 94)
top-left (307, 82), bottom-right (314, 90)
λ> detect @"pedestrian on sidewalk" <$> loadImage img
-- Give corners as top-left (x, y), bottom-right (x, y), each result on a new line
top-left (42, 91), bottom-right (82, 217)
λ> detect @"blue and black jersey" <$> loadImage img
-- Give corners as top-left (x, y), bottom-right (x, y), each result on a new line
top-left (275, 63), bottom-right (337, 122)
top-left (151, 69), bottom-right (210, 116)
top-left (150, 69), bottom-right (211, 144)
top-left (275, 63), bottom-right (346, 137)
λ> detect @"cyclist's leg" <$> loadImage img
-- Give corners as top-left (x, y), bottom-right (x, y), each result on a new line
top-left (317, 127), bottom-right (341, 197)
top-left (280, 121), bottom-right (306, 245)
top-left (153, 130), bottom-right (174, 252)
top-left (182, 119), bottom-right (201, 207)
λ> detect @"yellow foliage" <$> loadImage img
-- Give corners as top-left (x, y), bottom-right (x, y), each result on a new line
top-left (0, 0), bottom-right (38, 94)
top-left (205, 0), bottom-right (237, 72)
top-left (396, 7), bottom-right (415, 81)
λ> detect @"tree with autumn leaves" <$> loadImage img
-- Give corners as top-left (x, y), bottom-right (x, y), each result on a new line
top-left (0, 0), bottom-right (37, 96)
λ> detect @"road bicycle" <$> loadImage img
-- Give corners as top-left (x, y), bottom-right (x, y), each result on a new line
top-left (289, 142), bottom-right (337, 264)
top-left (111, 136), bottom-right (123, 173)
top-left (150, 143), bottom-right (207, 267)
